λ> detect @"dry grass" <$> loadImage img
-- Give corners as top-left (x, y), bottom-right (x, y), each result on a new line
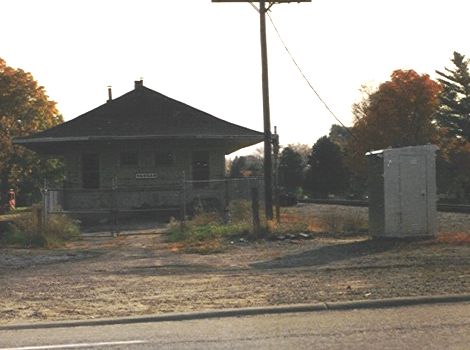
top-left (280, 207), bottom-right (368, 235)
top-left (436, 232), bottom-right (470, 245)
top-left (1, 203), bottom-right (470, 324)
top-left (314, 209), bottom-right (368, 234)
top-left (266, 213), bottom-right (314, 235)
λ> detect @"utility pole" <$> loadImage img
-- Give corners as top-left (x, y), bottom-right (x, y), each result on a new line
top-left (259, 0), bottom-right (273, 220)
top-left (212, 0), bottom-right (310, 220)
top-left (273, 126), bottom-right (280, 223)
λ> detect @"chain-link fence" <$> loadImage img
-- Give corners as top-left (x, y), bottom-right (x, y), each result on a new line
top-left (43, 177), bottom-right (265, 229)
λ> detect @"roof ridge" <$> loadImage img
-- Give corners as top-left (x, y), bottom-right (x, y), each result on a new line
top-left (14, 83), bottom-right (263, 143)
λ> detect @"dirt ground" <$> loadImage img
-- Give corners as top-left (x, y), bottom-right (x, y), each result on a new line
top-left (0, 204), bottom-right (469, 324)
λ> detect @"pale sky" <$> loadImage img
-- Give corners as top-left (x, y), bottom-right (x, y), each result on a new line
top-left (2, 0), bottom-right (470, 156)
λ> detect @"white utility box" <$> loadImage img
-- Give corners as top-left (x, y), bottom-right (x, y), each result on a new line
top-left (366, 145), bottom-right (437, 238)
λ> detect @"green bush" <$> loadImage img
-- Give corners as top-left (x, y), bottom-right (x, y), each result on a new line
top-left (228, 200), bottom-right (252, 223)
top-left (166, 212), bottom-right (250, 245)
top-left (3, 225), bottom-right (47, 248)
top-left (42, 214), bottom-right (81, 246)
top-left (1, 209), bottom-right (80, 248)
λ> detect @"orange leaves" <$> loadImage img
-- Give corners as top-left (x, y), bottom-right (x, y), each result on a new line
top-left (0, 57), bottom-right (62, 140)
top-left (0, 57), bottom-right (65, 206)
top-left (347, 69), bottom-right (441, 176)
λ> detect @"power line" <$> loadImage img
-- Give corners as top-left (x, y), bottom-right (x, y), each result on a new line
top-left (265, 11), bottom-right (359, 142)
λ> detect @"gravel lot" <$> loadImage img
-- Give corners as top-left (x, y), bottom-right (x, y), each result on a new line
top-left (0, 204), bottom-right (469, 325)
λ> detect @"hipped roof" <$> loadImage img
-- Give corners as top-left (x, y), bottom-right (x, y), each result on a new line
top-left (14, 82), bottom-right (264, 153)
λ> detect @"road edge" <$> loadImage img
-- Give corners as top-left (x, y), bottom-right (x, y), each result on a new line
top-left (1, 294), bottom-right (470, 331)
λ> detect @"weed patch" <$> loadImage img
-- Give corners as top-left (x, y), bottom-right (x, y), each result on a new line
top-left (166, 213), bottom-right (250, 253)
top-left (1, 209), bottom-right (80, 248)
top-left (316, 209), bottom-right (368, 234)
top-left (265, 218), bottom-right (310, 236)
top-left (166, 200), bottom-right (325, 253)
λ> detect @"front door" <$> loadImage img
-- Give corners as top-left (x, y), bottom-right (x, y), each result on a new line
top-left (82, 153), bottom-right (100, 189)
top-left (192, 151), bottom-right (209, 188)
top-left (399, 154), bottom-right (427, 235)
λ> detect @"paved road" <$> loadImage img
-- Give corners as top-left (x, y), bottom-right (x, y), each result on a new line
top-left (1, 302), bottom-right (469, 350)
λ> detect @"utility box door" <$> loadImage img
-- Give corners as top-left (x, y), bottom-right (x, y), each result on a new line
top-left (399, 154), bottom-right (428, 235)
top-left (367, 145), bottom-right (437, 238)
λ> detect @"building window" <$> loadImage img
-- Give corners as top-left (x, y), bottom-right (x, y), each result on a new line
top-left (82, 153), bottom-right (100, 189)
top-left (120, 152), bottom-right (138, 167)
top-left (155, 151), bottom-right (173, 166)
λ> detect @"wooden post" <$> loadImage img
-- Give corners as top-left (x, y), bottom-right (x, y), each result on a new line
top-left (36, 206), bottom-right (43, 233)
top-left (181, 171), bottom-right (187, 228)
top-left (42, 179), bottom-right (48, 231)
top-left (111, 177), bottom-right (118, 236)
top-left (251, 187), bottom-right (260, 235)
top-left (223, 178), bottom-right (230, 224)
top-left (273, 126), bottom-right (280, 223)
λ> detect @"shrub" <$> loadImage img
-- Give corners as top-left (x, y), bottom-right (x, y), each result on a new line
top-left (4, 225), bottom-right (47, 248)
top-left (165, 205), bottom-right (252, 253)
top-left (228, 200), bottom-right (252, 223)
top-left (166, 222), bottom-right (190, 243)
top-left (167, 211), bottom-right (250, 244)
top-left (1, 209), bottom-right (80, 248)
top-left (42, 214), bottom-right (81, 247)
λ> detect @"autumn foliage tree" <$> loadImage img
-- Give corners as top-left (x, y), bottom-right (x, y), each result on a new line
top-left (348, 70), bottom-right (441, 177)
top-left (0, 58), bottom-right (63, 210)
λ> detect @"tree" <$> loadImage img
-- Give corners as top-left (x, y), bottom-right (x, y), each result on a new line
top-left (436, 137), bottom-right (470, 201)
top-left (278, 147), bottom-right (304, 192)
top-left (0, 58), bottom-right (63, 210)
top-left (328, 124), bottom-right (351, 151)
top-left (435, 51), bottom-right (470, 141)
top-left (304, 136), bottom-right (348, 198)
top-left (284, 143), bottom-right (310, 168)
top-left (348, 69), bottom-right (441, 176)
top-left (229, 155), bottom-right (263, 177)
top-left (229, 156), bottom-right (246, 177)
top-left (434, 52), bottom-right (470, 200)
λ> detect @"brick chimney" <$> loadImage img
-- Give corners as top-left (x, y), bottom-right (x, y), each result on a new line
top-left (134, 79), bottom-right (143, 89)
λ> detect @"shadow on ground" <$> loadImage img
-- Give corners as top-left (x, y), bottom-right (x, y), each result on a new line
top-left (114, 263), bottom-right (219, 276)
top-left (251, 239), bottom-right (402, 270)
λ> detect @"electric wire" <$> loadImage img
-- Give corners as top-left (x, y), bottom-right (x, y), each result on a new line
top-left (265, 11), bottom-right (360, 142)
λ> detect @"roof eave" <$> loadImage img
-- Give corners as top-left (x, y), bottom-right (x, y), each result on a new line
top-left (13, 134), bottom-right (264, 144)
